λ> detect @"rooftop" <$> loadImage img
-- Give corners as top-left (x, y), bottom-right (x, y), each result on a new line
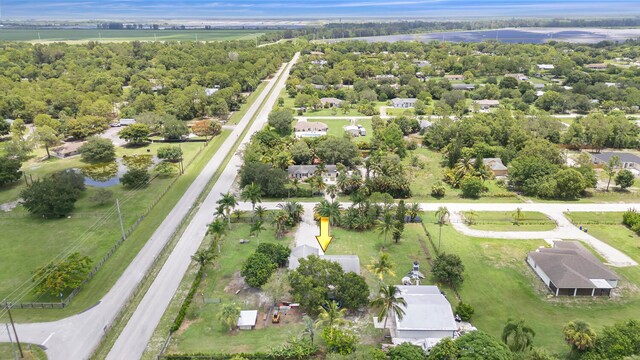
top-left (395, 285), bottom-right (457, 332)
top-left (592, 151), bottom-right (640, 164)
top-left (237, 310), bottom-right (258, 327)
top-left (528, 241), bottom-right (618, 289)
top-left (321, 255), bottom-right (360, 275)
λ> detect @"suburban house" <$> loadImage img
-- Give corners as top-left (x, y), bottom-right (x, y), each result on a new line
top-left (527, 241), bottom-right (619, 296)
top-left (444, 74), bottom-right (464, 81)
top-left (392, 98), bottom-right (418, 108)
top-left (119, 118), bottom-right (136, 126)
top-left (375, 285), bottom-right (457, 350)
top-left (590, 152), bottom-right (640, 171)
top-left (343, 125), bottom-right (360, 137)
top-left (585, 63), bottom-right (608, 70)
top-left (537, 64), bottom-right (555, 70)
top-left (375, 74), bottom-right (396, 81)
top-left (52, 141), bottom-right (86, 158)
top-left (451, 84), bottom-right (476, 91)
top-left (474, 99), bottom-right (500, 110)
top-left (311, 59), bottom-right (328, 66)
top-left (237, 310), bottom-right (258, 330)
top-left (483, 158), bottom-right (508, 176)
top-left (204, 86), bottom-right (220, 96)
top-left (288, 245), bottom-right (360, 275)
top-left (287, 164), bottom-right (338, 183)
top-left (414, 60), bottom-right (431, 68)
top-left (419, 120), bottom-right (433, 131)
top-left (320, 97), bottom-right (343, 107)
top-left (504, 73), bottom-right (529, 81)
top-left (293, 121), bottom-right (328, 138)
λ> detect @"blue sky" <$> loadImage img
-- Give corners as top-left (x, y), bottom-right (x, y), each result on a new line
top-left (1, 0), bottom-right (639, 20)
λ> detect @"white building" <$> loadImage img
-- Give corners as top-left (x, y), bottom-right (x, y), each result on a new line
top-left (375, 285), bottom-right (457, 351)
top-left (237, 310), bottom-right (258, 330)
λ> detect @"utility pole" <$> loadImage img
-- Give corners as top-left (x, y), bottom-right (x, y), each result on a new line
top-left (3, 300), bottom-right (23, 358)
top-left (179, 144), bottom-right (184, 175)
top-left (5, 323), bottom-right (18, 360)
top-left (116, 199), bottom-right (126, 241)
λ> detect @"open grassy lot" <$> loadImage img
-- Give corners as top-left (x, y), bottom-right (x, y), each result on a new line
top-left (165, 223), bottom-right (302, 354)
top-left (425, 222), bottom-right (640, 357)
top-left (3, 132), bottom-right (230, 322)
top-left (463, 211), bottom-right (557, 231)
top-left (325, 224), bottom-right (433, 289)
top-left (404, 147), bottom-right (522, 203)
top-left (0, 29), bottom-right (268, 43)
top-left (0, 344), bottom-right (46, 360)
top-left (277, 88), bottom-right (366, 117)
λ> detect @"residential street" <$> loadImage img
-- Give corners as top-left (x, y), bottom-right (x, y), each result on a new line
top-left (0, 53), bottom-right (299, 360)
top-left (239, 201), bottom-right (639, 267)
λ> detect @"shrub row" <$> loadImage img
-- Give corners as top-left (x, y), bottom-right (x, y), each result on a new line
top-left (170, 266), bottom-right (205, 333)
top-left (623, 209), bottom-right (640, 235)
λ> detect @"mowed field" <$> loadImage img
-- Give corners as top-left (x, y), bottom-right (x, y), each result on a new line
top-left (0, 29), bottom-right (269, 42)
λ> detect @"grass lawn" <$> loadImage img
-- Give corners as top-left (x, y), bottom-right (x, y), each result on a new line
top-left (0, 29), bottom-right (268, 43)
top-left (464, 211), bottom-right (557, 231)
top-left (404, 148), bottom-right (521, 203)
top-left (4, 132), bottom-right (230, 322)
top-left (424, 222), bottom-right (640, 357)
top-left (166, 223), bottom-right (302, 354)
top-left (386, 107), bottom-right (414, 116)
top-left (324, 118), bottom-right (372, 141)
top-left (276, 88), bottom-right (365, 117)
top-left (0, 344), bottom-right (46, 360)
top-left (565, 211), bottom-right (624, 225)
top-left (325, 225), bottom-right (434, 290)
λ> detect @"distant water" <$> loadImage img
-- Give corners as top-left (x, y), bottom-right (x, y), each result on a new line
top-left (325, 28), bottom-right (640, 44)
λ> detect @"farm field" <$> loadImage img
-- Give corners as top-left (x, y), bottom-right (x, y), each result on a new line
top-left (0, 29), bottom-right (268, 43)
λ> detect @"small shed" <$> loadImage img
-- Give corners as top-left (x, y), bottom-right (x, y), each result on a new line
top-left (119, 118), bottom-right (136, 126)
top-left (237, 310), bottom-right (258, 330)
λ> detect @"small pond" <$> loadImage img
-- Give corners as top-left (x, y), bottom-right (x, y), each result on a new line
top-left (77, 154), bottom-right (159, 188)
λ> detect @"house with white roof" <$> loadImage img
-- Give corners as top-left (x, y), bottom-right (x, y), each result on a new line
top-left (375, 285), bottom-right (457, 350)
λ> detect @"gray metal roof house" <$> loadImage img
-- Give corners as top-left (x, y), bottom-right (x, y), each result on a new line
top-left (451, 84), bottom-right (475, 91)
top-left (288, 246), bottom-right (360, 275)
top-left (392, 98), bottom-right (418, 108)
top-left (287, 165), bottom-right (337, 183)
top-left (527, 241), bottom-right (618, 296)
top-left (381, 285), bottom-right (457, 346)
top-left (591, 152), bottom-right (640, 171)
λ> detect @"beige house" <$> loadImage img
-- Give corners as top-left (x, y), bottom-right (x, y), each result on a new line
top-left (504, 73), bottom-right (529, 81)
top-left (474, 99), bottom-right (500, 110)
top-left (444, 74), bottom-right (465, 81)
top-left (293, 121), bottom-right (328, 138)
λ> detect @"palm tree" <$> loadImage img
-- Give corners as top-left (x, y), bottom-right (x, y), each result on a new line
top-left (219, 302), bottom-right (241, 331)
top-left (241, 182), bottom-right (262, 217)
top-left (513, 207), bottom-right (523, 225)
top-left (311, 175), bottom-right (327, 195)
top-left (502, 319), bottom-right (536, 352)
top-left (315, 300), bottom-right (348, 335)
top-left (254, 205), bottom-right (267, 221)
top-left (455, 156), bottom-right (474, 180)
top-left (232, 209), bottom-right (243, 221)
top-left (217, 192), bottom-right (238, 225)
top-left (466, 210), bottom-right (478, 225)
top-left (375, 211), bottom-right (395, 247)
top-left (563, 320), bottom-right (596, 353)
top-left (278, 201), bottom-right (304, 225)
top-left (303, 315), bottom-right (315, 346)
top-left (250, 220), bottom-right (265, 244)
top-left (326, 184), bottom-right (338, 202)
top-left (435, 206), bottom-right (450, 254)
top-left (272, 210), bottom-right (289, 238)
top-left (208, 218), bottom-right (227, 253)
top-left (291, 178), bottom-right (300, 195)
top-left (370, 284), bottom-right (407, 338)
top-left (408, 202), bottom-right (422, 222)
top-left (367, 252), bottom-right (396, 282)
top-left (314, 199), bottom-right (342, 226)
top-left (191, 249), bottom-right (215, 269)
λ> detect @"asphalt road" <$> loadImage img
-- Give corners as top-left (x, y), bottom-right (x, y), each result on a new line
top-left (0, 53), bottom-right (298, 360)
top-left (106, 52), bottom-right (300, 360)
top-left (239, 201), bottom-right (639, 267)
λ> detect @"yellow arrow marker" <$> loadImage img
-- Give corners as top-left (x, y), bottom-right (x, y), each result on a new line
top-left (315, 217), bottom-right (333, 252)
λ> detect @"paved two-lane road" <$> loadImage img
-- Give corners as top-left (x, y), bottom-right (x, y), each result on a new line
top-left (0, 53), bottom-right (299, 360)
top-left (106, 52), bottom-right (300, 359)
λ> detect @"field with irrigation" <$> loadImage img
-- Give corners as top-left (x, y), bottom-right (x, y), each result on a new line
top-left (0, 29), bottom-right (269, 42)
